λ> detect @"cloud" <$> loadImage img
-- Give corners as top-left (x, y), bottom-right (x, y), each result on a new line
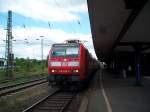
top-left (0, 26), bottom-right (97, 59)
top-left (0, 0), bottom-right (88, 22)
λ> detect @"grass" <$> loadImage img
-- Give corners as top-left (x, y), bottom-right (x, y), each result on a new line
top-left (0, 58), bottom-right (48, 86)
top-left (0, 83), bottom-right (48, 112)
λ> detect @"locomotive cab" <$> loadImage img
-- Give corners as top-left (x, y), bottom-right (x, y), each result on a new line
top-left (48, 42), bottom-right (84, 86)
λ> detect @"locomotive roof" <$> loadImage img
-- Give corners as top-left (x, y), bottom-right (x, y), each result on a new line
top-left (52, 43), bottom-right (80, 47)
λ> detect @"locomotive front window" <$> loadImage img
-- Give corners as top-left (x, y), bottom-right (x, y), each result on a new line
top-left (66, 47), bottom-right (79, 56)
top-left (52, 49), bottom-right (65, 57)
top-left (51, 47), bottom-right (79, 57)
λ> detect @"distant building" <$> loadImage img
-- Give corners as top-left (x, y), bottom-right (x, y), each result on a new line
top-left (0, 58), bottom-right (6, 69)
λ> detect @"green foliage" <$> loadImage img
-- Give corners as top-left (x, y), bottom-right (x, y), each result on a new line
top-left (0, 57), bottom-right (48, 81)
top-left (15, 57), bottom-right (47, 74)
top-left (0, 70), bottom-right (5, 79)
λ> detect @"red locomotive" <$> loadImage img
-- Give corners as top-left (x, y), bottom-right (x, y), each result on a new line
top-left (48, 40), bottom-right (99, 88)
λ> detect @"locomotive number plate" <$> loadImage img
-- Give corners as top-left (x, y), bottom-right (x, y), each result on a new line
top-left (62, 62), bottom-right (68, 66)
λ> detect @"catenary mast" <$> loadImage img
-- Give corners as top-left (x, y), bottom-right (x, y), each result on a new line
top-left (5, 10), bottom-right (13, 77)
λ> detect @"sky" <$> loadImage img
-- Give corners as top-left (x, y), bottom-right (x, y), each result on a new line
top-left (0, 0), bottom-right (97, 60)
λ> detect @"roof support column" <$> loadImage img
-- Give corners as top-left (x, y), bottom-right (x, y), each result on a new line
top-left (134, 45), bottom-right (142, 86)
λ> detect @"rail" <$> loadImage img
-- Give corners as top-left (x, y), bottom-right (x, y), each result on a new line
top-left (0, 78), bottom-right (47, 97)
top-left (22, 89), bottom-right (76, 112)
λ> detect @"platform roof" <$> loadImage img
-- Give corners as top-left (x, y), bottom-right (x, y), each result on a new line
top-left (87, 0), bottom-right (150, 61)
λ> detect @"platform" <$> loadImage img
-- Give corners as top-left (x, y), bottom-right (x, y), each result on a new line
top-left (79, 69), bottom-right (150, 112)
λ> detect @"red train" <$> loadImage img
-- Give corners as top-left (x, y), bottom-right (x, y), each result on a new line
top-left (48, 40), bottom-right (99, 88)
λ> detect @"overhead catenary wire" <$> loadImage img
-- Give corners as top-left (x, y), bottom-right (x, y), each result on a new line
top-left (70, 1), bottom-right (82, 24)
top-left (69, 0), bottom-right (92, 34)
top-left (0, 14), bottom-right (49, 59)
top-left (48, 22), bottom-right (52, 29)
top-left (0, 14), bottom-right (23, 27)
top-left (53, 0), bottom-right (77, 34)
top-left (0, 3), bottom-right (86, 59)
top-left (68, 0), bottom-right (83, 30)
top-left (0, 15), bottom-right (31, 44)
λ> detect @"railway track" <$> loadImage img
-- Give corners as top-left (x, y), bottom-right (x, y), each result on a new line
top-left (0, 73), bottom-right (46, 84)
top-left (0, 78), bottom-right (47, 97)
top-left (23, 89), bottom-right (76, 112)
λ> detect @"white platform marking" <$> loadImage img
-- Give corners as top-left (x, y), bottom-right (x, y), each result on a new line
top-left (100, 69), bottom-right (112, 112)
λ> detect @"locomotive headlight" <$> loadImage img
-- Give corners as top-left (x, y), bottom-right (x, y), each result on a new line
top-left (51, 69), bottom-right (55, 72)
top-left (73, 69), bottom-right (79, 73)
